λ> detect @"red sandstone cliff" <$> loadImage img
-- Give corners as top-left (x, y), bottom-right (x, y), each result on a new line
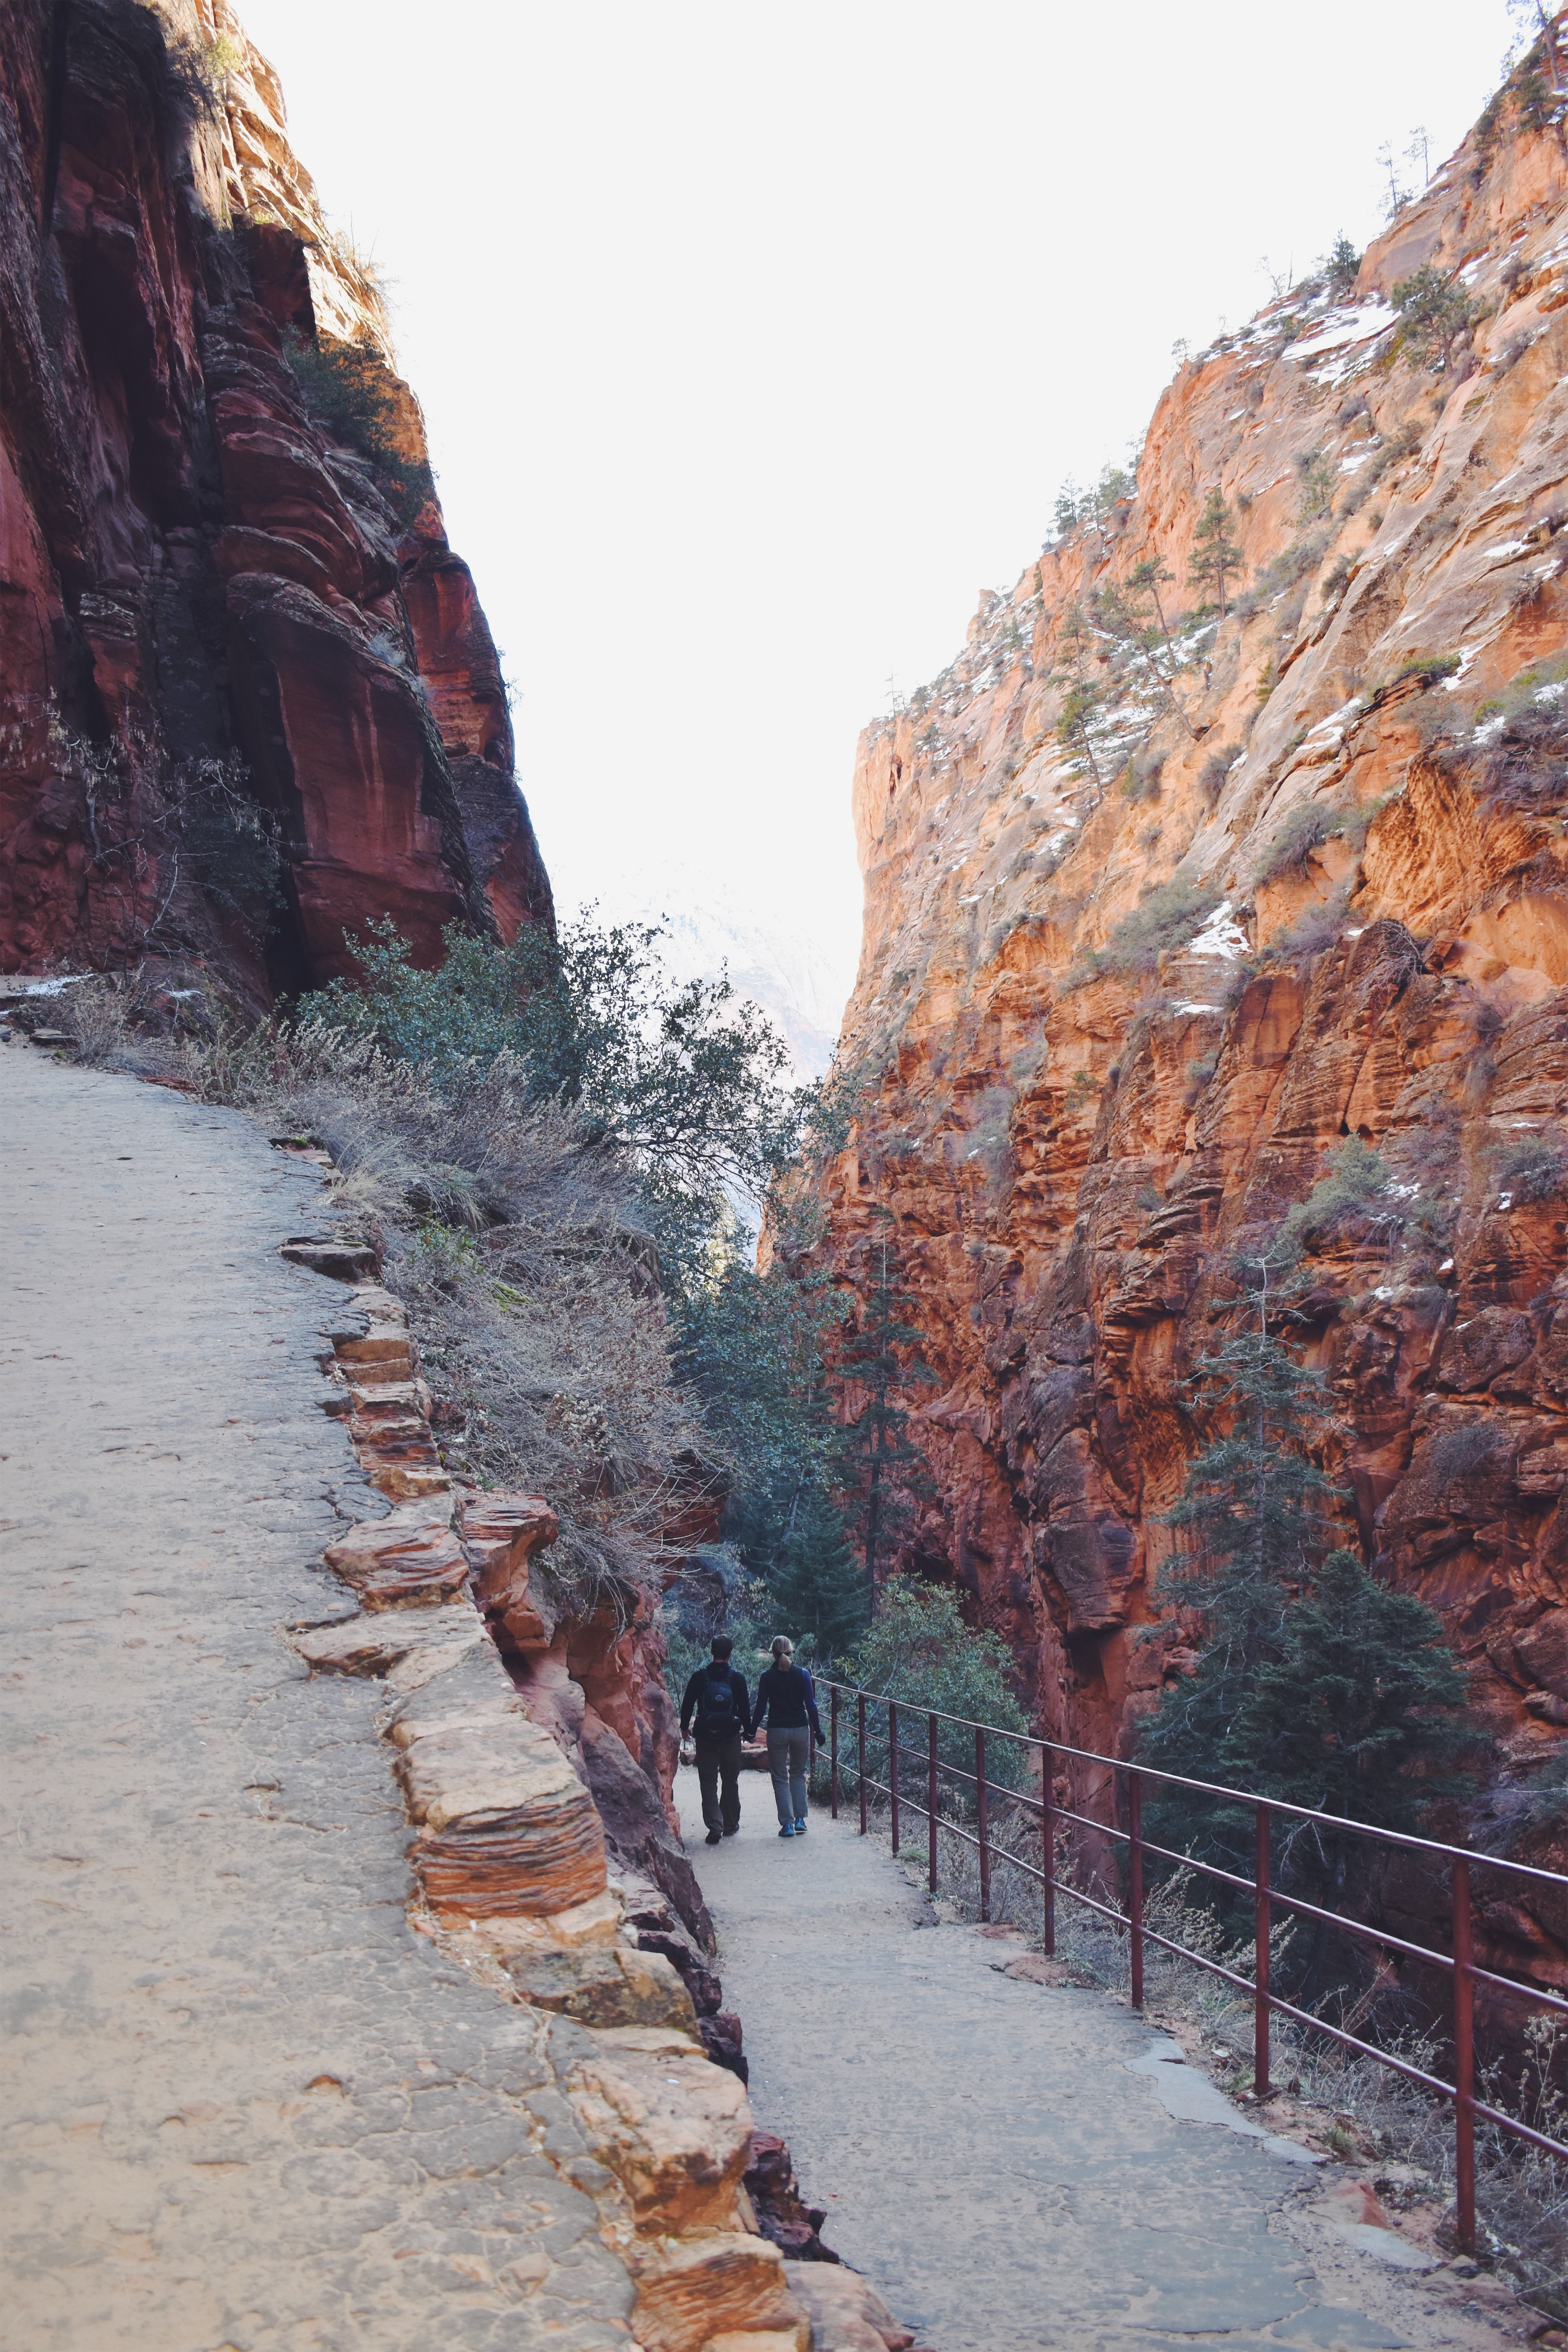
top-left (0, 0), bottom-right (550, 995)
top-left (807, 62), bottom-right (1568, 1983)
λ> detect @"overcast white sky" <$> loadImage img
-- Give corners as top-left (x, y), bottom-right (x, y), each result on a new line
top-left (240, 0), bottom-right (1517, 1022)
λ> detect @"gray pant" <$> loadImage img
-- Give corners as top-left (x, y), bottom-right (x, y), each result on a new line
top-left (767, 1726), bottom-right (811, 1827)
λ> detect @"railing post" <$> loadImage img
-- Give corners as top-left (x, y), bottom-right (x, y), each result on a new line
top-left (1255, 1804), bottom-right (1272, 2099)
top-left (857, 1693), bottom-right (867, 1835)
top-left (976, 1727), bottom-right (991, 1923)
top-left (1041, 1740), bottom-right (1056, 1958)
top-left (1454, 1854), bottom-right (1475, 2256)
top-left (830, 1685), bottom-right (840, 1821)
top-left (889, 1700), bottom-right (900, 1857)
top-left (1128, 1768), bottom-right (1144, 2011)
top-left (928, 1711), bottom-right (939, 1894)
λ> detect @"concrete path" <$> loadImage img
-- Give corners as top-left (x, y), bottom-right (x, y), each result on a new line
top-left (1, 1051), bottom-right (635, 2351)
top-left (688, 1776), bottom-right (1522, 2352)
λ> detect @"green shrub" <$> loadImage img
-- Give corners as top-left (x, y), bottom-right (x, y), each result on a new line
top-left (1322, 233), bottom-right (1362, 302)
top-left (1296, 450), bottom-right (1337, 524)
top-left (839, 1575), bottom-right (1029, 1811)
top-left (1073, 878), bottom-right (1220, 985)
top-left (1390, 266), bottom-right (1473, 370)
top-left (282, 332), bottom-right (435, 523)
top-left (1491, 1126), bottom-right (1568, 1205)
top-left (1387, 650), bottom-right (1462, 690)
top-left (304, 914), bottom-right (797, 1290)
top-left (1283, 1135), bottom-right (1450, 1252)
top-left (1255, 802), bottom-right (1335, 884)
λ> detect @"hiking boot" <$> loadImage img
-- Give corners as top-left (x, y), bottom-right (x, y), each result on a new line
top-left (794, 1817), bottom-right (808, 1833)
top-left (722, 1825), bottom-right (739, 1836)
top-left (778, 1824), bottom-right (794, 1838)
top-left (705, 1827), bottom-right (722, 1845)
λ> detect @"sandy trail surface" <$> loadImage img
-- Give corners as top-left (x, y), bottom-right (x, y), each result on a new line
top-left (689, 1768), bottom-right (1526, 2352)
top-left (1, 1051), bottom-right (632, 2351)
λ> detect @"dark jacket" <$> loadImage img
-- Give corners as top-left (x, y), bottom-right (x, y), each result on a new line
top-left (754, 1664), bottom-right (822, 1740)
top-left (680, 1663), bottom-right (753, 1742)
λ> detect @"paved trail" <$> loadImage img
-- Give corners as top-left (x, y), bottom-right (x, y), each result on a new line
top-left (690, 1774), bottom-right (1521, 2352)
top-left (1, 1051), bottom-right (634, 2351)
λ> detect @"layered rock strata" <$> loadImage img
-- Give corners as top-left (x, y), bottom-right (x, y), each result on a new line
top-left (0, 0), bottom-right (550, 992)
top-left (806, 74), bottom-right (1568, 1990)
top-left (286, 1236), bottom-right (838, 2351)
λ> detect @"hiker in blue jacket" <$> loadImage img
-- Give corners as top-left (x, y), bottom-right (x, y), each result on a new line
top-left (679, 1635), bottom-right (754, 1845)
top-left (753, 1635), bottom-right (824, 1839)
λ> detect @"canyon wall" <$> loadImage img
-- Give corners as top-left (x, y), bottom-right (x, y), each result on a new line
top-left (807, 66), bottom-right (1568, 1980)
top-left (0, 0), bottom-right (550, 996)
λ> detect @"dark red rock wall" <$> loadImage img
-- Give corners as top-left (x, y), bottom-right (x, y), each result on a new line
top-left (0, 0), bottom-right (550, 992)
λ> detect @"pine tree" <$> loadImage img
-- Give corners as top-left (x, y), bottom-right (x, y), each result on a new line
top-left (1229, 1549), bottom-right (1470, 1835)
top-left (767, 1485), bottom-right (868, 1662)
top-left (1142, 1252), bottom-right (1473, 1921)
top-left (1093, 559), bottom-right (1201, 740)
top-left (835, 1209), bottom-right (939, 1590)
top-left (1143, 1303), bottom-right (1341, 1842)
top-left (1051, 600), bottom-right (1111, 797)
top-left (1187, 489), bottom-right (1244, 619)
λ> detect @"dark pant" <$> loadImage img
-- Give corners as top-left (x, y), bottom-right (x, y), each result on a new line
top-left (695, 1735), bottom-right (744, 1833)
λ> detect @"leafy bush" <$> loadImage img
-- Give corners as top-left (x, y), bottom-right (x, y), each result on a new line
top-left (1387, 649), bottom-right (1461, 690)
top-left (839, 1575), bottom-right (1028, 1810)
top-left (1456, 666), bottom-right (1568, 812)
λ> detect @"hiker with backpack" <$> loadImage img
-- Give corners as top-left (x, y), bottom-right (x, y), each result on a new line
top-left (753, 1635), bottom-right (824, 1839)
top-left (678, 1635), bottom-right (754, 1846)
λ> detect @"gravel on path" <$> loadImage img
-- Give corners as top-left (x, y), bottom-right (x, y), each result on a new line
top-left (688, 1772), bottom-right (1526, 2352)
top-left (1, 1050), bottom-right (635, 2351)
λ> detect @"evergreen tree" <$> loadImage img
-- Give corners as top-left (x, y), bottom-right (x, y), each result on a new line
top-left (767, 1485), bottom-right (869, 1662)
top-left (1322, 233), bottom-right (1362, 303)
top-left (1229, 1549), bottom-right (1471, 1836)
top-left (675, 1246), bottom-right (863, 1620)
top-left (1051, 600), bottom-right (1112, 797)
top-left (1187, 489), bottom-right (1244, 619)
top-left (835, 1209), bottom-right (939, 1588)
top-left (1093, 559), bottom-right (1201, 740)
top-left (1142, 1251), bottom-right (1474, 1924)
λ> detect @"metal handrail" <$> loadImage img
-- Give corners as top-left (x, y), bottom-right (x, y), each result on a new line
top-left (821, 1677), bottom-right (1568, 2258)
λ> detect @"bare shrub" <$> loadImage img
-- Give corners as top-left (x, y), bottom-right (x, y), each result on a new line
top-left (133, 1013), bottom-right (706, 1608)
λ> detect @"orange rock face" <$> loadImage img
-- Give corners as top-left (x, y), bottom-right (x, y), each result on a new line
top-left (0, 0), bottom-right (549, 989)
top-left (806, 89), bottom-right (1568, 1987)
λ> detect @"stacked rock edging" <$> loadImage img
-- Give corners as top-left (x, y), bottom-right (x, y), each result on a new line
top-left (284, 1240), bottom-right (849, 2351)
